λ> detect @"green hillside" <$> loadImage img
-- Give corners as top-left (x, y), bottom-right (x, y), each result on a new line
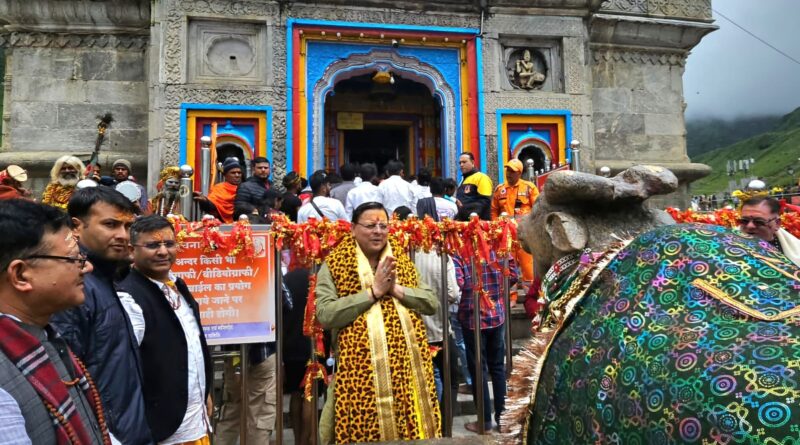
top-left (690, 107), bottom-right (800, 195)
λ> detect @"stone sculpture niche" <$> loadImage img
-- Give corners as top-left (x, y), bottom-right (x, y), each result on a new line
top-left (508, 48), bottom-right (547, 90)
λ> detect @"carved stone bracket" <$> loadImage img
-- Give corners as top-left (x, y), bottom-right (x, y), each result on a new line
top-left (600, 0), bottom-right (712, 22)
top-left (0, 32), bottom-right (148, 50)
top-left (591, 46), bottom-right (687, 66)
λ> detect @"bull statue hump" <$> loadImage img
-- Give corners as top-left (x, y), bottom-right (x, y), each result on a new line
top-left (503, 166), bottom-right (800, 445)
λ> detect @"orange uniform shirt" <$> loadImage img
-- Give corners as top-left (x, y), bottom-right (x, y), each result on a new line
top-left (491, 179), bottom-right (539, 220)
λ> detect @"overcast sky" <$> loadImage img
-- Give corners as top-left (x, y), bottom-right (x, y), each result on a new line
top-left (683, 0), bottom-right (800, 120)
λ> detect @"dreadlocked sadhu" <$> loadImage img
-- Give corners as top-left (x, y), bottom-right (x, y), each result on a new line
top-left (316, 202), bottom-right (441, 444)
top-left (41, 155), bottom-right (85, 210)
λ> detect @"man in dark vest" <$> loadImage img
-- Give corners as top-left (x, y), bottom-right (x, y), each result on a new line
top-left (51, 186), bottom-right (153, 444)
top-left (0, 199), bottom-right (109, 444)
top-left (118, 215), bottom-right (214, 443)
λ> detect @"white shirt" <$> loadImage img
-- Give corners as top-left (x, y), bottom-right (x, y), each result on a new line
top-left (297, 196), bottom-right (347, 223)
top-left (414, 184), bottom-right (432, 201)
top-left (117, 292), bottom-right (145, 345)
top-left (414, 251), bottom-right (459, 343)
top-left (378, 175), bottom-right (417, 214)
top-left (146, 275), bottom-right (210, 444)
top-left (345, 181), bottom-right (381, 220)
top-left (434, 197), bottom-right (458, 220)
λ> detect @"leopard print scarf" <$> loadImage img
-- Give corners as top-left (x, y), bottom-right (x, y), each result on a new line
top-left (326, 235), bottom-right (441, 443)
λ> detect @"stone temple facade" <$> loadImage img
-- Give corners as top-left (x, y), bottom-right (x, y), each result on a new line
top-left (0, 0), bottom-right (715, 205)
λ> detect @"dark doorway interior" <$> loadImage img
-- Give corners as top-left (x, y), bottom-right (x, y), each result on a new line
top-left (517, 145), bottom-right (547, 180)
top-left (344, 126), bottom-right (408, 171)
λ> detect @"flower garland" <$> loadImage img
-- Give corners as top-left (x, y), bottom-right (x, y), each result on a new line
top-left (666, 207), bottom-right (800, 238)
top-left (167, 214), bottom-right (257, 259)
top-left (269, 213), bottom-right (524, 396)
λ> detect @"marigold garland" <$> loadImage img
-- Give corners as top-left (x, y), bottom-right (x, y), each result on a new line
top-left (666, 206), bottom-right (800, 239)
top-left (166, 214), bottom-right (257, 259)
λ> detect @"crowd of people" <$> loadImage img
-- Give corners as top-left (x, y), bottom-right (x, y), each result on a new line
top-left (1, 153), bottom-right (798, 444)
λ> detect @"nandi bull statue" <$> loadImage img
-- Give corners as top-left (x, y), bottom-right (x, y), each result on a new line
top-left (501, 165), bottom-right (800, 444)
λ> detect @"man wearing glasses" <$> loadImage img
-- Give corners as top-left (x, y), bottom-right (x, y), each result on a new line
top-left (117, 216), bottom-right (213, 444)
top-left (51, 187), bottom-right (153, 444)
top-left (738, 196), bottom-right (800, 267)
top-left (0, 199), bottom-right (109, 443)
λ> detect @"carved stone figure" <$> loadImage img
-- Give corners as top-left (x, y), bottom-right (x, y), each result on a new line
top-left (514, 49), bottom-right (546, 90)
top-left (503, 166), bottom-right (800, 444)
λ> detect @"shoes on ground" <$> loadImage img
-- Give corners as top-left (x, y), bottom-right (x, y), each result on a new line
top-left (457, 383), bottom-right (472, 395)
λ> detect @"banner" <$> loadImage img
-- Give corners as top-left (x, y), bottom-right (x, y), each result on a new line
top-left (172, 226), bottom-right (275, 345)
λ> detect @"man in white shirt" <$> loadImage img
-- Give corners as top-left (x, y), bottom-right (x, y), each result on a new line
top-left (117, 215), bottom-right (213, 444)
top-left (378, 160), bottom-right (417, 214)
top-left (345, 163), bottom-right (381, 220)
top-left (297, 170), bottom-right (348, 222)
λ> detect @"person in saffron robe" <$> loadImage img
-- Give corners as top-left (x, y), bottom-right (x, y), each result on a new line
top-left (194, 157), bottom-right (242, 223)
top-left (315, 201), bottom-right (441, 444)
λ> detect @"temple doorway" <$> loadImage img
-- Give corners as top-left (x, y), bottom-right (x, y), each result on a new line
top-left (324, 72), bottom-right (442, 175)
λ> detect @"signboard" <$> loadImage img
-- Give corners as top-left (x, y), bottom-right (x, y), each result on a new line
top-left (337, 112), bottom-right (364, 130)
top-left (172, 226), bottom-right (275, 345)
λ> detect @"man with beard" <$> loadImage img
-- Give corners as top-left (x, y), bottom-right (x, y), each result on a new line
top-left (42, 155), bottom-right (86, 210)
top-left (151, 166), bottom-right (183, 217)
top-left (194, 158), bottom-right (242, 223)
top-left (235, 157), bottom-right (272, 208)
top-left (51, 187), bottom-right (153, 444)
top-left (108, 159), bottom-right (149, 212)
top-left (456, 152), bottom-right (493, 220)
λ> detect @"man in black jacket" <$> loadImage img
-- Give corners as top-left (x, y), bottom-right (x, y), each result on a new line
top-left (235, 157), bottom-right (272, 209)
top-left (51, 186), bottom-right (153, 444)
top-left (118, 215), bottom-right (213, 443)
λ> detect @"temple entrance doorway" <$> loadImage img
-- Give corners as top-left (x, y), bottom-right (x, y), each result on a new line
top-left (343, 126), bottom-right (409, 170)
top-left (324, 72), bottom-right (442, 175)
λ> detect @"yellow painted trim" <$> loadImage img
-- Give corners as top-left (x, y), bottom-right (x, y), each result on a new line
top-left (459, 46), bottom-right (471, 152)
top-left (297, 31), bottom-right (470, 174)
top-left (187, 110), bottom-right (264, 119)
top-left (186, 117), bottom-right (197, 168)
top-left (693, 278), bottom-right (800, 321)
top-left (258, 116), bottom-right (267, 158)
top-left (500, 115), bottom-right (567, 166)
top-left (299, 36), bottom-right (309, 175)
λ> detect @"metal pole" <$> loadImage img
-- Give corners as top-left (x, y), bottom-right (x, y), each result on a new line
top-left (440, 250), bottom-right (453, 437)
top-left (469, 214), bottom-right (485, 435)
top-left (500, 214), bottom-right (512, 376)
top-left (310, 263), bottom-right (319, 445)
top-left (275, 242), bottom-right (284, 445)
top-left (570, 139), bottom-right (581, 173)
top-left (200, 136), bottom-right (212, 195)
top-left (179, 164), bottom-right (194, 221)
top-left (525, 159), bottom-right (535, 183)
top-left (239, 344), bottom-right (248, 445)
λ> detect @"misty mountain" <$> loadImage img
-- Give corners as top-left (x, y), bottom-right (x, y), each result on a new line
top-left (687, 115), bottom-right (782, 158)
top-left (690, 107), bottom-right (800, 195)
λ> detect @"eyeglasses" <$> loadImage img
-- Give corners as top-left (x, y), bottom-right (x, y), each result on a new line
top-left (737, 217), bottom-right (778, 228)
top-left (24, 253), bottom-right (88, 269)
top-left (356, 222), bottom-right (390, 232)
top-left (132, 241), bottom-right (178, 250)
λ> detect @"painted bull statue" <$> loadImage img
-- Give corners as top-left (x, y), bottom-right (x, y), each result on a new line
top-left (502, 166), bottom-right (800, 444)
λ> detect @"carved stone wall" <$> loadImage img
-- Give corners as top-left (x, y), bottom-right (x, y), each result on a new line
top-left (600, 0), bottom-right (712, 22)
top-left (0, 0), bottom-right (714, 205)
top-left (0, 34), bottom-right (149, 193)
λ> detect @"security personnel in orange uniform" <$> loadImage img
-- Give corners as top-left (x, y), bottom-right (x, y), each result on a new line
top-left (491, 159), bottom-right (539, 304)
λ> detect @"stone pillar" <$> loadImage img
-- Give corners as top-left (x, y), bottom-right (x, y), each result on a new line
top-left (0, 0), bottom-right (151, 195)
top-left (589, 0), bottom-right (717, 207)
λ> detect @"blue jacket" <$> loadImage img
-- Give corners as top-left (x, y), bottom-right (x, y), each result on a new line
top-left (51, 251), bottom-right (154, 445)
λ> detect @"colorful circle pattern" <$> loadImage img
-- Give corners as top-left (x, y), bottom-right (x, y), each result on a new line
top-left (528, 224), bottom-right (800, 444)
